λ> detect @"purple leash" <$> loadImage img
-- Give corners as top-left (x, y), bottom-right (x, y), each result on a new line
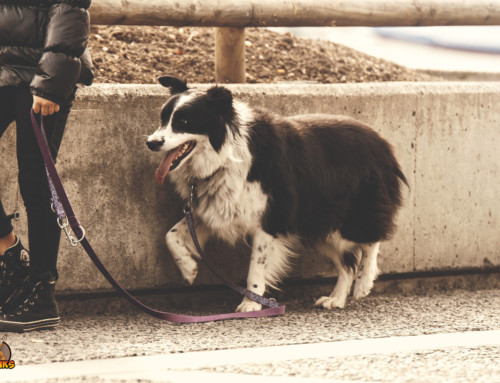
top-left (30, 110), bottom-right (285, 323)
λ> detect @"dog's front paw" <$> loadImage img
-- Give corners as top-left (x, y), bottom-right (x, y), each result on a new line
top-left (353, 278), bottom-right (374, 300)
top-left (236, 297), bottom-right (262, 312)
top-left (175, 254), bottom-right (198, 285)
top-left (314, 295), bottom-right (346, 309)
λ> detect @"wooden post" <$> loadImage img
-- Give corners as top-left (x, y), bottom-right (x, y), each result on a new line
top-left (215, 28), bottom-right (246, 83)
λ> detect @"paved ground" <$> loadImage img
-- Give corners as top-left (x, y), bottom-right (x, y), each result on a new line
top-left (2, 285), bottom-right (499, 382)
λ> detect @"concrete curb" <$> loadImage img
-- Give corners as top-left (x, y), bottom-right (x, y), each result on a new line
top-left (419, 69), bottom-right (500, 81)
top-left (0, 82), bottom-right (498, 294)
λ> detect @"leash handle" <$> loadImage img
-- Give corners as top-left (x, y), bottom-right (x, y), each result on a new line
top-left (30, 110), bottom-right (285, 322)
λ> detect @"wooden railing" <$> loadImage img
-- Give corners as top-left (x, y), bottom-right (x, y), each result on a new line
top-left (89, 0), bottom-right (500, 83)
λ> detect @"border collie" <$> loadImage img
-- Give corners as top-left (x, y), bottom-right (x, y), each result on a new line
top-left (147, 76), bottom-right (407, 312)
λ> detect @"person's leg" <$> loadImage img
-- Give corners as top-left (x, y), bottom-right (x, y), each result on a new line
top-left (0, 87), bottom-right (31, 309)
top-left (15, 87), bottom-right (74, 281)
top-left (0, 86), bottom-right (74, 332)
top-left (0, 231), bottom-right (16, 254)
top-left (0, 233), bottom-right (31, 309)
top-left (0, 87), bottom-right (16, 247)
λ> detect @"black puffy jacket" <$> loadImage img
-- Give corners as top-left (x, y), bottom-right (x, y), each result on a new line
top-left (0, 0), bottom-right (93, 104)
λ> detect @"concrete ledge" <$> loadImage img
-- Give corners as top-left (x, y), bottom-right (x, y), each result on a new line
top-left (1, 82), bottom-right (499, 294)
top-left (420, 69), bottom-right (500, 81)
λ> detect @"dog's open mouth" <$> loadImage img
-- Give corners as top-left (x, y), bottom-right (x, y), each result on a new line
top-left (155, 140), bottom-right (196, 185)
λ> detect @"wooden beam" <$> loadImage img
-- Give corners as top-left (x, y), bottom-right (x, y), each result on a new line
top-left (215, 28), bottom-right (246, 83)
top-left (89, 0), bottom-right (500, 27)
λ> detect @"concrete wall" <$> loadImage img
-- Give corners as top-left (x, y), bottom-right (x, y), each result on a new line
top-left (0, 82), bottom-right (498, 294)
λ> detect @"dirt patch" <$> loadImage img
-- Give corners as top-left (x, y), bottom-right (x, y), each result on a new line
top-left (89, 26), bottom-right (440, 84)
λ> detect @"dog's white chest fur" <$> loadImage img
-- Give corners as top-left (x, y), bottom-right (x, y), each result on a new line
top-left (194, 177), bottom-right (268, 245)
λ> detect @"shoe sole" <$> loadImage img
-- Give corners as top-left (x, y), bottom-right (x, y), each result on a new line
top-left (0, 317), bottom-right (60, 332)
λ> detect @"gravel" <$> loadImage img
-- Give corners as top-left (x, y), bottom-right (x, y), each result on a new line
top-left (89, 26), bottom-right (441, 84)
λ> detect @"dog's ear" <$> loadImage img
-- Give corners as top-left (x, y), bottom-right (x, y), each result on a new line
top-left (158, 76), bottom-right (189, 94)
top-left (206, 86), bottom-right (235, 151)
top-left (206, 86), bottom-right (233, 112)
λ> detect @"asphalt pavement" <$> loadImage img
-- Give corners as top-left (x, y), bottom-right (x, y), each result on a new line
top-left (2, 283), bottom-right (499, 382)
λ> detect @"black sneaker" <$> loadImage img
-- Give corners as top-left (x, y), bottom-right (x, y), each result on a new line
top-left (0, 277), bottom-right (60, 332)
top-left (0, 237), bottom-right (30, 308)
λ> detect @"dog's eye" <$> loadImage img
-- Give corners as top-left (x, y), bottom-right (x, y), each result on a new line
top-left (172, 116), bottom-right (190, 132)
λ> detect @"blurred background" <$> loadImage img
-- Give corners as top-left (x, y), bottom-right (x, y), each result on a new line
top-left (271, 26), bottom-right (500, 79)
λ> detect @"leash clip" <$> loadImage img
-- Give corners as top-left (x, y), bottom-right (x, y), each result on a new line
top-left (57, 217), bottom-right (85, 247)
top-left (183, 182), bottom-right (197, 214)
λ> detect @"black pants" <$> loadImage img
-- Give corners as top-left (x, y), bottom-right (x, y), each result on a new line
top-left (0, 86), bottom-right (74, 280)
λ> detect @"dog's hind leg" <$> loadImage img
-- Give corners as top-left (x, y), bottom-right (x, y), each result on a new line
top-left (314, 233), bottom-right (359, 309)
top-left (166, 218), bottom-right (210, 285)
top-left (353, 242), bottom-right (380, 300)
top-left (236, 229), bottom-right (294, 312)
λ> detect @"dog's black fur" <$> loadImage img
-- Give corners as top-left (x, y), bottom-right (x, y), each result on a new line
top-left (246, 110), bottom-right (407, 244)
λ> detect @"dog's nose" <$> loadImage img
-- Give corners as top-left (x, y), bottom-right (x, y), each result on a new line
top-left (146, 138), bottom-right (165, 151)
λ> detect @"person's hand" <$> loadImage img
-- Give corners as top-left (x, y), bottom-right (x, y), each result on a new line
top-left (32, 95), bottom-right (60, 116)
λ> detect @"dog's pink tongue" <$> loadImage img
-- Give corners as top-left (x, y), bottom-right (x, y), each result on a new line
top-left (155, 147), bottom-right (182, 185)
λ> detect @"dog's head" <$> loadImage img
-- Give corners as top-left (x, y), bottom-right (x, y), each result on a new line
top-left (147, 76), bottom-right (238, 185)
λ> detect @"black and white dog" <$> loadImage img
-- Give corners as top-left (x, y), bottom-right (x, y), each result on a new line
top-left (147, 76), bottom-right (407, 312)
